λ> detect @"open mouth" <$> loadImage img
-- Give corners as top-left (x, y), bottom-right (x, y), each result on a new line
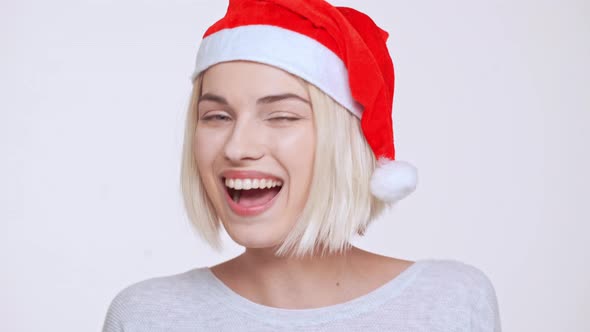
top-left (223, 178), bottom-right (283, 208)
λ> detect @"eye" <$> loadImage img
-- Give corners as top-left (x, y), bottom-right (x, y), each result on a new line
top-left (202, 113), bottom-right (232, 122)
top-left (268, 116), bottom-right (300, 122)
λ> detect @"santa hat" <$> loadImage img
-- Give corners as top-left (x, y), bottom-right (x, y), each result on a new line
top-left (192, 0), bottom-right (418, 203)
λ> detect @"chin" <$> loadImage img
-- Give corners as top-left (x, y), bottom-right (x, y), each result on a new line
top-left (224, 224), bottom-right (287, 249)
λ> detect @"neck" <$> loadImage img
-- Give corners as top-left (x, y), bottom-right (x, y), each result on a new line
top-left (218, 245), bottom-right (379, 308)
top-left (241, 244), bottom-right (358, 275)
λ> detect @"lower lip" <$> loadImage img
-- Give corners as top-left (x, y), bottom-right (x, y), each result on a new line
top-left (223, 184), bottom-right (282, 217)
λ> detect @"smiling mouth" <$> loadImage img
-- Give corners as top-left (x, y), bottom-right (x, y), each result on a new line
top-left (223, 178), bottom-right (283, 208)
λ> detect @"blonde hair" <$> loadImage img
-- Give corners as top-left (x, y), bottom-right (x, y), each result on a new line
top-left (180, 73), bottom-right (386, 258)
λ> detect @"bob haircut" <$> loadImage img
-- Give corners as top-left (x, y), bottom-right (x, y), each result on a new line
top-left (180, 69), bottom-right (386, 258)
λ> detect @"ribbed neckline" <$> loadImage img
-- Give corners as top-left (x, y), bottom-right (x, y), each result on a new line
top-left (197, 259), bottom-right (430, 327)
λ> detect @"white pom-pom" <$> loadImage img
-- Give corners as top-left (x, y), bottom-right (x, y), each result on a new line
top-left (370, 158), bottom-right (418, 203)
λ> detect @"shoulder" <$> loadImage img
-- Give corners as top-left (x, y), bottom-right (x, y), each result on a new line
top-left (415, 259), bottom-right (498, 302)
top-left (415, 259), bottom-right (501, 331)
top-left (419, 259), bottom-right (496, 292)
top-left (102, 267), bottom-right (214, 331)
top-left (108, 267), bottom-right (212, 307)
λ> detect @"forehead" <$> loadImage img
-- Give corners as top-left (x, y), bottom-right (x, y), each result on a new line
top-left (200, 61), bottom-right (308, 98)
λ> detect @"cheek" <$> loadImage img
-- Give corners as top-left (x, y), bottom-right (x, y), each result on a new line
top-left (269, 121), bottom-right (315, 158)
top-left (270, 124), bottom-right (316, 194)
top-left (194, 128), bottom-right (223, 166)
top-left (284, 132), bottom-right (314, 168)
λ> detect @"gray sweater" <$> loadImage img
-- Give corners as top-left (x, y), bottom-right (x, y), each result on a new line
top-left (102, 259), bottom-right (501, 331)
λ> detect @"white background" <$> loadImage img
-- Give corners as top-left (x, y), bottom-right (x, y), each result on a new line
top-left (2, 0), bottom-right (589, 331)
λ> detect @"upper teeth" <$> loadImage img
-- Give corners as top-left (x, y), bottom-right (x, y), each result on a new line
top-left (225, 178), bottom-right (282, 190)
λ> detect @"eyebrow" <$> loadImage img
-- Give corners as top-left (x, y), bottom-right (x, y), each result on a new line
top-left (257, 93), bottom-right (310, 105)
top-left (198, 93), bottom-right (310, 106)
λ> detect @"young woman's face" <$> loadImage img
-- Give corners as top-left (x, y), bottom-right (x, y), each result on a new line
top-left (195, 61), bottom-right (315, 249)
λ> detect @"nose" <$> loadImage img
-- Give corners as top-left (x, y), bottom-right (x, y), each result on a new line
top-left (223, 116), bottom-right (265, 162)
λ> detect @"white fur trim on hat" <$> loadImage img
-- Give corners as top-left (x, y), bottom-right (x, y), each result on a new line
top-left (193, 25), bottom-right (363, 118)
top-left (370, 158), bottom-right (418, 203)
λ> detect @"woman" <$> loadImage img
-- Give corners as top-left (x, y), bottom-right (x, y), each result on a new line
top-left (103, 0), bottom-right (501, 331)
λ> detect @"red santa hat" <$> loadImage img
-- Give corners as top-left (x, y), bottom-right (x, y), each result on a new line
top-left (192, 0), bottom-right (418, 203)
